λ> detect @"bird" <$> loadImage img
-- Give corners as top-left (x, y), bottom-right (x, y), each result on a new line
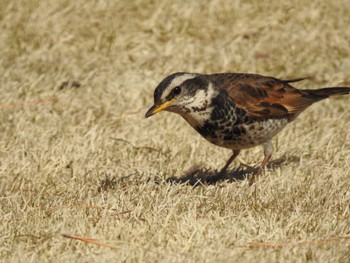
top-left (145, 72), bottom-right (350, 174)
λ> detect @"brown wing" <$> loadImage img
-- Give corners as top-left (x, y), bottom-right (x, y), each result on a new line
top-left (216, 74), bottom-right (316, 120)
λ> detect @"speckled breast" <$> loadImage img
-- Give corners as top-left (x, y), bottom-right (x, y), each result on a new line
top-left (194, 92), bottom-right (289, 149)
top-left (196, 118), bottom-right (289, 150)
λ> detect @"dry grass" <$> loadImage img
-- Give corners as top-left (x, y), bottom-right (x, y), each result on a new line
top-left (1, 0), bottom-right (350, 262)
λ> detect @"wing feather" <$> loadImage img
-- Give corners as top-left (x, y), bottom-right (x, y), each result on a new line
top-left (217, 74), bottom-right (315, 119)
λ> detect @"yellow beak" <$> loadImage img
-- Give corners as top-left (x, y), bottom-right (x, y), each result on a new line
top-left (145, 99), bottom-right (175, 118)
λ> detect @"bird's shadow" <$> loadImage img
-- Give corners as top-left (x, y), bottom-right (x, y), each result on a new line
top-left (166, 155), bottom-right (298, 186)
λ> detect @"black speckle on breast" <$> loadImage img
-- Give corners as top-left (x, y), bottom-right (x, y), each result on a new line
top-left (211, 107), bottom-right (226, 121)
top-left (234, 107), bottom-right (253, 125)
top-left (210, 91), bottom-right (237, 123)
top-left (233, 126), bottom-right (246, 136)
top-left (221, 126), bottom-right (246, 141)
top-left (195, 121), bottom-right (219, 138)
top-left (223, 134), bottom-right (234, 140)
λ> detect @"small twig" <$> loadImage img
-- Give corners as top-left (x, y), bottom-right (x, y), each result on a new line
top-left (110, 137), bottom-right (162, 153)
top-left (62, 234), bottom-right (117, 249)
top-left (15, 234), bottom-right (42, 240)
top-left (46, 204), bottom-right (133, 218)
top-left (0, 96), bottom-right (59, 110)
top-left (242, 235), bottom-right (350, 248)
top-left (45, 204), bottom-right (108, 212)
top-left (28, 96), bottom-right (59, 104)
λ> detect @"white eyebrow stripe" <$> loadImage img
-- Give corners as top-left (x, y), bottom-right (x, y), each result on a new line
top-left (163, 73), bottom-right (197, 99)
top-left (169, 73), bottom-right (196, 89)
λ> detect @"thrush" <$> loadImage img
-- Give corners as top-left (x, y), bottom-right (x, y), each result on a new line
top-left (145, 72), bottom-right (350, 174)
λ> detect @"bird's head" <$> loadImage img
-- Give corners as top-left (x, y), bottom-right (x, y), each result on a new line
top-left (145, 72), bottom-right (215, 119)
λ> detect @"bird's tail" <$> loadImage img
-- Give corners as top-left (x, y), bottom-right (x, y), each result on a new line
top-left (304, 87), bottom-right (350, 99)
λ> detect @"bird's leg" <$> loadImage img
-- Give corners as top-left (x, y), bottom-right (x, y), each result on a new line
top-left (220, 150), bottom-right (240, 173)
top-left (257, 140), bottom-right (273, 174)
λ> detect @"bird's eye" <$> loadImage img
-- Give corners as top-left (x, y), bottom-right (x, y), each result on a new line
top-left (172, 86), bottom-right (181, 96)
